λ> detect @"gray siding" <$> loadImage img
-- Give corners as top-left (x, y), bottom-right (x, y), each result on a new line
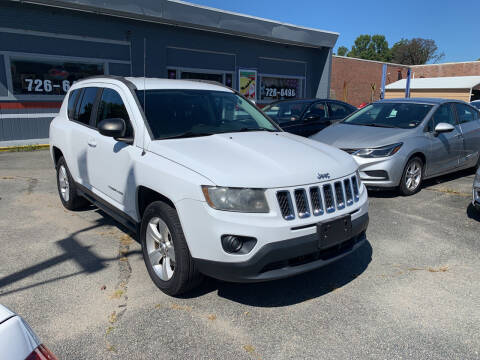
top-left (0, 117), bottom-right (53, 141)
top-left (0, 55), bottom-right (7, 96)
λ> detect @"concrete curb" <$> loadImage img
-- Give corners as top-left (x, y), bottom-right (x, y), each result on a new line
top-left (0, 144), bottom-right (49, 152)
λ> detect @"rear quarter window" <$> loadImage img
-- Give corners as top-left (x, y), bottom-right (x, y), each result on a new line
top-left (67, 89), bottom-right (81, 121)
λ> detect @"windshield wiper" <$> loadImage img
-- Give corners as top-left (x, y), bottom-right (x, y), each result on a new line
top-left (361, 123), bottom-right (396, 128)
top-left (229, 127), bottom-right (278, 133)
top-left (160, 132), bottom-right (214, 140)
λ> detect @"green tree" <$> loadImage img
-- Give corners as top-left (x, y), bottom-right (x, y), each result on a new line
top-left (347, 34), bottom-right (392, 62)
top-left (391, 38), bottom-right (444, 65)
top-left (337, 46), bottom-right (348, 56)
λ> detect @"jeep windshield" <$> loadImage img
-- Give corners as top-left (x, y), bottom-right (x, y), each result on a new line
top-left (136, 90), bottom-right (280, 139)
top-left (342, 102), bottom-right (433, 129)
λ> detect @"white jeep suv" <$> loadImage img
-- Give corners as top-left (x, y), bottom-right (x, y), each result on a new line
top-left (49, 76), bottom-right (369, 295)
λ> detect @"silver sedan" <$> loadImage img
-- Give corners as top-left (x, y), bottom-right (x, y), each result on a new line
top-left (310, 98), bottom-right (480, 195)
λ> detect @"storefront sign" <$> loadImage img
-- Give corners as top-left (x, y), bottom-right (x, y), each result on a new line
top-left (10, 59), bottom-right (104, 96)
top-left (239, 69), bottom-right (257, 101)
top-left (260, 77), bottom-right (301, 101)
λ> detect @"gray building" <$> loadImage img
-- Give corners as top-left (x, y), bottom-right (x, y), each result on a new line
top-left (0, 0), bottom-right (338, 146)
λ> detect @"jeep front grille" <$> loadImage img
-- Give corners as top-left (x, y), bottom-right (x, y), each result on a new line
top-left (294, 189), bottom-right (310, 218)
top-left (276, 191), bottom-right (295, 220)
top-left (276, 174), bottom-right (360, 220)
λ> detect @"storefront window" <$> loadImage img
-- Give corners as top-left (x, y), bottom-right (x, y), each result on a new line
top-left (10, 58), bottom-right (104, 96)
top-left (260, 76), bottom-right (303, 102)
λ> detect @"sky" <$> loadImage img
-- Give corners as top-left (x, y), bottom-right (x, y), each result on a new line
top-left (186, 0), bottom-right (479, 63)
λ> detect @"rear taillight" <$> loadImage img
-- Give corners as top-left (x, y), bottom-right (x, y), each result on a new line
top-left (25, 344), bottom-right (58, 360)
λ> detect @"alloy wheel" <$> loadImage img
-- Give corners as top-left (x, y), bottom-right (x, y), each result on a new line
top-left (145, 217), bottom-right (176, 281)
top-left (405, 160), bottom-right (422, 191)
top-left (58, 165), bottom-right (70, 202)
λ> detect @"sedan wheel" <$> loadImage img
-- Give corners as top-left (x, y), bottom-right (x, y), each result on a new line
top-left (400, 157), bottom-right (423, 196)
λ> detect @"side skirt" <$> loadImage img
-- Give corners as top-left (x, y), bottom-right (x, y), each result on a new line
top-left (76, 183), bottom-right (138, 234)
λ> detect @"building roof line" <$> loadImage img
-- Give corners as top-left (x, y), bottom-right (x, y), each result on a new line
top-left (411, 60), bottom-right (480, 67)
top-left (333, 55), bottom-right (409, 68)
top-left (12, 0), bottom-right (338, 49)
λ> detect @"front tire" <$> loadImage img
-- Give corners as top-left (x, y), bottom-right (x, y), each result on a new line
top-left (399, 157), bottom-right (423, 196)
top-left (140, 201), bottom-right (203, 296)
top-left (56, 156), bottom-right (89, 210)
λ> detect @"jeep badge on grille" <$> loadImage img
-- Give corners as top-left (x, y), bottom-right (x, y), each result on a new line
top-left (317, 173), bottom-right (330, 180)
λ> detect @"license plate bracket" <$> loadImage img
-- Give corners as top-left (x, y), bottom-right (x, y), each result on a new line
top-left (317, 215), bottom-right (352, 249)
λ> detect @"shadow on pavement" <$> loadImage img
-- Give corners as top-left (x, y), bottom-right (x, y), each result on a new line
top-left (368, 167), bottom-right (476, 198)
top-left (0, 216), bottom-right (141, 297)
top-left (185, 240), bottom-right (372, 307)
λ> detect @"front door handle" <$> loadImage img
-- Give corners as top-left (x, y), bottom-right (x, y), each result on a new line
top-left (454, 133), bottom-right (463, 139)
top-left (88, 139), bottom-right (97, 148)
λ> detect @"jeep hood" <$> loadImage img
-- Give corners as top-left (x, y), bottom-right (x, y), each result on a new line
top-left (147, 132), bottom-right (357, 188)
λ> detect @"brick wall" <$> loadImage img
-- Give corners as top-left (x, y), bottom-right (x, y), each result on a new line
top-left (412, 62), bottom-right (480, 78)
top-left (331, 56), bottom-right (409, 107)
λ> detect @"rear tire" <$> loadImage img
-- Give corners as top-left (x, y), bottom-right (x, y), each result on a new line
top-left (399, 157), bottom-right (423, 196)
top-left (140, 201), bottom-right (203, 296)
top-left (56, 156), bottom-right (89, 210)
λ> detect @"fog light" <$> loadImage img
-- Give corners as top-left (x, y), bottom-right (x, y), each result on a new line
top-left (221, 235), bottom-right (257, 254)
top-left (221, 235), bottom-right (243, 253)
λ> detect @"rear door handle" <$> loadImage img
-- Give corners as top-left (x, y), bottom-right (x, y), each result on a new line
top-left (88, 139), bottom-right (97, 148)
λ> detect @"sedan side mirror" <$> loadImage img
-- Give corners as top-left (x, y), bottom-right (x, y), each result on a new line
top-left (434, 122), bottom-right (455, 135)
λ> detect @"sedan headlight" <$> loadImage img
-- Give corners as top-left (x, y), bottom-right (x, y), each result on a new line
top-left (353, 143), bottom-right (403, 158)
top-left (202, 186), bottom-right (270, 213)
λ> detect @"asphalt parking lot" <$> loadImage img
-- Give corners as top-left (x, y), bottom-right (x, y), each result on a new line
top-left (0, 150), bottom-right (479, 359)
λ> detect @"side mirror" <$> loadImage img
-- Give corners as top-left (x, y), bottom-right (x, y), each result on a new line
top-left (434, 122), bottom-right (455, 135)
top-left (98, 118), bottom-right (133, 144)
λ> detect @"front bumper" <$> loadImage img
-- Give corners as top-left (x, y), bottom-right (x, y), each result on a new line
top-left (353, 154), bottom-right (407, 188)
top-left (194, 213), bottom-right (369, 282)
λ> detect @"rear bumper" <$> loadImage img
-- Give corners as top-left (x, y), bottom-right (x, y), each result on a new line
top-left (194, 213), bottom-right (369, 283)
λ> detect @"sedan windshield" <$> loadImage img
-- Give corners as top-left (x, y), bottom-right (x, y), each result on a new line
top-left (343, 102), bottom-right (433, 129)
top-left (263, 101), bottom-right (311, 123)
top-left (136, 90), bottom-right (279, 139)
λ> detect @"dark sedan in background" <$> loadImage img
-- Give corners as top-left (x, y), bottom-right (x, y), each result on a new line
top-left (263, 99), bottom-right (356, 136)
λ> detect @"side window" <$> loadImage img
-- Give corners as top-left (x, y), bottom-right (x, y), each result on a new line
top-left (454, 103), bottom-right (474, 124)
top-left (328, 102), bottom-right (352, 119)
top-left (96, 88), bottom-right (133, 137)
top-left (76, 87), bottom-right (98, 125)
top-left (304, 102), bottom-right (326, 119)
top-left (67, 89), bottom-right (81, 121)
top-left (429, 103), bottom-right (457, 131)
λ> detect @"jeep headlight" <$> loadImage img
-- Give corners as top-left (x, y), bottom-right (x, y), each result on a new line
top-left (202, 186), bottom-right (269, 213)
top-left (353, 143), bottom-right (403, 158)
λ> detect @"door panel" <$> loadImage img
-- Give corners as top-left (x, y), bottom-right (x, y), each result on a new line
top-left (68, 87), bottom-right (99, 188)
top-left (425, 103), bottom-right (464, 176)
top-left (455, 103), bottom-right (480, 167)
top-left (88, 87), bottom-right (139, 216)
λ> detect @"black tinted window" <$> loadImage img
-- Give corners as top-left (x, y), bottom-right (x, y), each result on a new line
top-left (136, 90), bottom-right (277, 139)
top-left (76, 87), bottom-right (98, 125)
top-left (97, 88), bottom-right (133, 137)
top-left (328, 102), bottom-right (354, 119)
top-left (304, 102), bottom-right (327, 119)
top-left (67, 89), bottom-right (80, 120)
top-left (455, 103), bottom-right (475, 124)
top-left (263, 101), bottom-right (311, 123)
